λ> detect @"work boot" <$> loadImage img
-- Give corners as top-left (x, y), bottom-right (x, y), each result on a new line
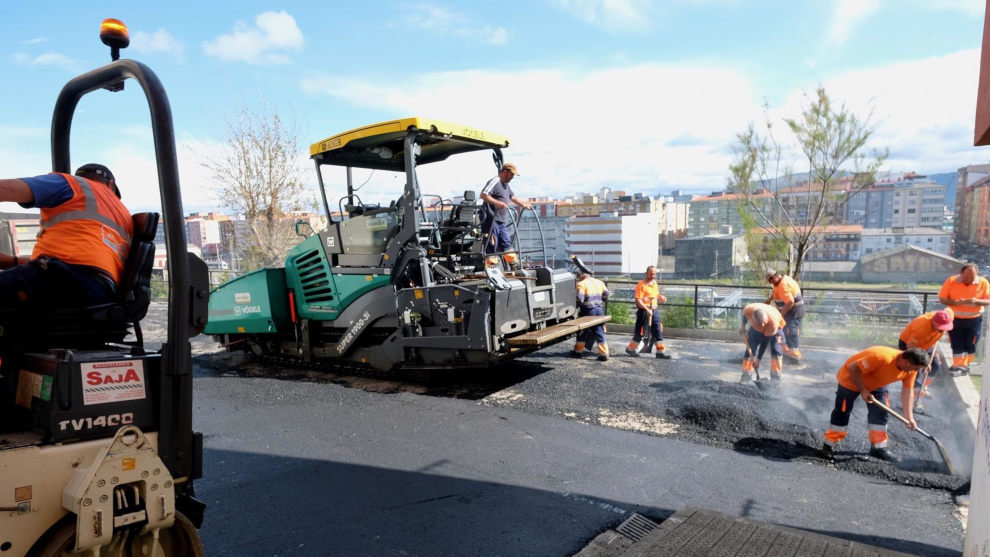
top-left (868, 447), bottom-right (901, 463)
top-left (625, 347), bottom-right (641, 358)
top-left (739, 371), bottom-right (753, 383)
top-left (656, 351), bottom-right (672, 360)
top-left (597, 354), bottom-right (609, 362)
top-left (950, 366), bottom-right (969, 377)
top-left (819, 443), bottom-right (834, 460)
top-left (570, 351), bottom-right (585, 358)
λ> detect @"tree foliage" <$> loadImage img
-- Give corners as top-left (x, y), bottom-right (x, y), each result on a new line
top-left (728, 88), bottom-right (887, 280)
top-left (202, 107), bottom-right (304, 269)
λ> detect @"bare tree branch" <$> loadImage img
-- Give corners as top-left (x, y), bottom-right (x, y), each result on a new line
top-left (200, 107), bottom-right (304, 269)
top-left (728, 87), bottom-right (887, 280)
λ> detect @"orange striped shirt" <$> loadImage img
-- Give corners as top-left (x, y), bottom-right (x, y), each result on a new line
top-left (898, 312), bottom-right (946, 350)
top-left (837, 346), bottom-right (916, 392)
top-left (938, 275), bottom-right (990, 319)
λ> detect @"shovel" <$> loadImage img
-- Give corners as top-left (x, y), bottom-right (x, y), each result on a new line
top-left (639, 308), bottom-right (655, 354)
top-left (871, 398), bottom-right (955, 475)
top-left (912, 366), bottom-right (930, 413)
top-left (742, 330), bottom-right (772, 391)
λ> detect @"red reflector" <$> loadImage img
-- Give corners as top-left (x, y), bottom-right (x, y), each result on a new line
top-left (288, 290), bottom-right (297, 323)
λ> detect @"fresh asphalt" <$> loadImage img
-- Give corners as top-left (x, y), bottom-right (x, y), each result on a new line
top-left (190, 344), bottom-right (964, 556)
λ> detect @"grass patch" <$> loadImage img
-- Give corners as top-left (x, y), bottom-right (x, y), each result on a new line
top-left (973, 375), bottom-right (983, 394)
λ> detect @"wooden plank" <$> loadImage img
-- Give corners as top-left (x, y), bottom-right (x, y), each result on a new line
top-left (506, 315), bottom-right (611, 346)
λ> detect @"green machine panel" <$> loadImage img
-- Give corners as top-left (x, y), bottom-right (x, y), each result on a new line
top-left (285, 234), bottom-right (392, 321)
top-left (205, 268), bottom-right (290, 334)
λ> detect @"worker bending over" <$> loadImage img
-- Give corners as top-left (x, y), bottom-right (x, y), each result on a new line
top-left (626, 265), bottom-right (671, 359)
top-left (898, 309), bottom-right (953, 404)
top-left (572, 271), bottom-right (610, 361)
top-left (738, 302), bottom-right (786, 383)
top-left (821, 346), bottom-right (929, 462)
top-left (766, 269), bottom-right (805, 362)
top-left (937, 262), bottom-right (990, 376)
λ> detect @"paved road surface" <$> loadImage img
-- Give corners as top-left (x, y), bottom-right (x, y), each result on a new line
top-left (191, 358), bottom-right (963, 556)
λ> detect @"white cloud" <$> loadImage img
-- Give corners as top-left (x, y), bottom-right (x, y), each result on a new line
top-left (395, 4), bottom-right (509, 46)
top-left (552, 0), bottom-right (655, 32)
top-left (300, 48), bottom-right (989, 203)
top-left (12, 51), bottom-right (79, 72)
top-left (827, 0), bottom-right (881, 46)
top-left (301, 63), bottom-right (762, 201)
top-left (810, 49), bottom-right (987, 174)
top-left (203, 11), bottom-right (304, 65)
top-left (99, 134), bottom-right (222, 213)
top-left (132, 29), bottom-right (185, 60)
top-left (21, 37), bottom-right (49, 45)
top-left (915, 0), bottom-right (985, 17)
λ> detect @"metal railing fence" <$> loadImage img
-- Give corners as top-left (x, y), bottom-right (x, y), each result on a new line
top-left (601, 279), bottom-right (986, 363)
top-left (153, 272), bottom-right (986, 364)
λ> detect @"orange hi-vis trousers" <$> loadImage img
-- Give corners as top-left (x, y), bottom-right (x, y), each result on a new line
top-left (823, 385), bottom-right (891, 448)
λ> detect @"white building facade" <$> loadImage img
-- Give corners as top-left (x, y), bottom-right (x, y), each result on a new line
top-left (565, 212), bottom-right (659, 276)
top-left (860, 227), bottom-right (952, 256)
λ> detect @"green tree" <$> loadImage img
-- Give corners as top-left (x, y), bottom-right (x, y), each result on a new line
top-left (728, 88), bottom-right (887, 280)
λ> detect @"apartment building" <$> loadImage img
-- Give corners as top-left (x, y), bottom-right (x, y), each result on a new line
top-left (954, 165), bottom-right (990, 260)
top-left (515, 198), bottom-right (568, 266)
top-left (687, 191), bottom-right (773, 237)
top-left (803, 225), bottom-right (863, 261)
top-left (845, 173), bottom-right (946, 229)
top-left (565, 212), bottom-right (659, 276)
top-left (860, 227), bottom-right (952, 256)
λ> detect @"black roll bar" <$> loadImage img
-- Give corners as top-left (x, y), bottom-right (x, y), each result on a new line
top-left (50, 58), bottom-right (195, 478)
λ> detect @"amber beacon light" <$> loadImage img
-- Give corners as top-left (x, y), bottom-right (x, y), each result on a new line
top-left (99, 18), bottom-right (130, 61)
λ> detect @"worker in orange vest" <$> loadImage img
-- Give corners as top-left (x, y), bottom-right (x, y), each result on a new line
top-left (821, 347), bottom-right (929, 462)
top-left (898, 309), bottom-right (953, 404)
top-left (938, 262), bottom-right (990, 376)
top-left (738, 302), bottom-right (787, 383)
top-left (766, 269), bottom-right (806, 362)
top-left (572, 271), bottom-right (610, 361)
top-left (0, 164), bottom-right (132, 313)
top-left (626, 265), bottom-right (671, 359)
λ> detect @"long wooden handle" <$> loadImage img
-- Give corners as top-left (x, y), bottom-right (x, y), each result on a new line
top-left (870, 398), bottom-right (909, 425)
top-left (872, 398), bottom-right (935, 440)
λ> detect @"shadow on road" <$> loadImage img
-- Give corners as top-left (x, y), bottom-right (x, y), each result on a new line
top-left (198, 448), bottom-right (959, 557)
top-left (194, 352), bottom-right (553, 400)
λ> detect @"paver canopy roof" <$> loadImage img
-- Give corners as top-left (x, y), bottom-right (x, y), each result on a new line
top-left (310, 117), bottom-right (510, 171)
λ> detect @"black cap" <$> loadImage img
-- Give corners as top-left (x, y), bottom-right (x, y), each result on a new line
top-left (75, 163), bottom-right (120, 198)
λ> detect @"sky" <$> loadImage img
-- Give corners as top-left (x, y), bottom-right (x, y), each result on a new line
top-left (1, 0), bottom-right (988, 214)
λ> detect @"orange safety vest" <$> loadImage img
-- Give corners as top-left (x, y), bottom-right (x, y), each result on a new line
top-left (576, 276), bottom-right (608, 309)
top-left (898, 311), bottom-right (947, 350)
top-left (635, 279), bottom-right (660, 309)
top-left (939, 275), bottom-right (990, 319)
top-left (32, 173), bottom-right (133, 283)
top-left (744, 303), bottom-right (786, 331)
top-left (836, 346), bottom-right (916, 392)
